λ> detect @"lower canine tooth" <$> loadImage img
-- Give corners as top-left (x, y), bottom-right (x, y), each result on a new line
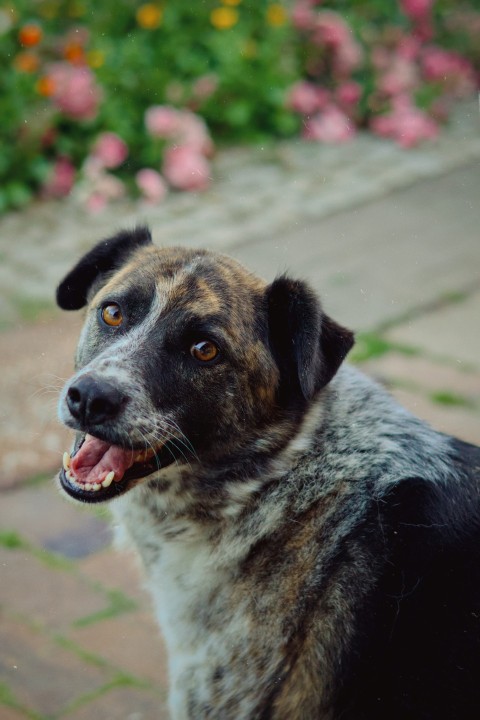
top-left (63, 452), bottom-right (71, 470)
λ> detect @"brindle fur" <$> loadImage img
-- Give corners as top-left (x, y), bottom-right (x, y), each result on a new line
top-left (56, 227), bottom-right (480, 720)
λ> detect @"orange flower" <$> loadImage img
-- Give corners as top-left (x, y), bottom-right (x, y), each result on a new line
top-left (210, 7), bottom-right (238, 30)
top-left (36, 75), bottom-right (56, 96)
top-left (14, 51), bottom-right (40, 73)
top-left (64, 42), bottom-right (86, 64)
top-left (136, 4), bottom-right (163, 29)
top-left (266, 4), bottom-right (287, 27)
top-left (18, 23), bottom-right (43, 47)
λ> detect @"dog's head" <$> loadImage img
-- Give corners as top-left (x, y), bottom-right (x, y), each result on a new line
top-left (56, 227), bottom-right (353, 504)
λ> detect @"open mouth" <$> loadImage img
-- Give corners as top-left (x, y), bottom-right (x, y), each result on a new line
top-left (59, 433), bottom-right (175, 504)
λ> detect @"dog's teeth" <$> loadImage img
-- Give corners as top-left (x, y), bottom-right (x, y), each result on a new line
top-left (91, 483), bottom-right (101, 491)
top-left (66, 469), bottom-right (74, 481)
top-left (84, 483), bottom-right (93, 491)
top-left (101, 471), bottom-right (115, 488)
top-left (63, 452), bottom-right (71, 470)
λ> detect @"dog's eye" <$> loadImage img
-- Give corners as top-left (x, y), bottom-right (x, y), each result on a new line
top-left (101, 303), bottom-right (123, 328)
top-left (190, 340), bottom-right (219, 364)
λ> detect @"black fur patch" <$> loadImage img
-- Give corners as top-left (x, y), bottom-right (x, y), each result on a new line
top-left (56, 226), bottom-right (152, 310)
top-left (266, 276), bottom-right (354, 403)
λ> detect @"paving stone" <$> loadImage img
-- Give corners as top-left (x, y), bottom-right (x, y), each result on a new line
top-left (388, 388), bottom-right (480, 446)
top-left (387, 291), bottom-right (480, 370)
top-left (0, 483), bottom-right (111, 558)
top-left (0, 313), bottom-right (81, 488)
top-left (362, 353), bottom-right (480, 403)
top-left (79, 547), bottom-right (151, 606)
top-left (63, 685), bottom-right (168, 720)
top-left (70, 611), bottom-right (169, 688)
top-left (0, 616), bottom-right (113, 718)
top-left (0, 706), bottom-right (31, 720)
top-left (0, 548), bottom-right (110, 632)
top-left (231, 163), bottom-right (480, 332)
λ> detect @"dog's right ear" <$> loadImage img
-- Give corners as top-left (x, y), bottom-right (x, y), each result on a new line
top-left (56, 226), bottom-right (152, 310)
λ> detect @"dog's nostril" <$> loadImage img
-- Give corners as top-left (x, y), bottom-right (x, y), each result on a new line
top-left (67, 387), bottom-right (81, 405)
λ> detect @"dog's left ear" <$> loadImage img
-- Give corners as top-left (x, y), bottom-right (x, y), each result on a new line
top-left (56, 226), bottom-right (153, 310)
top-left (266, 276), bottom-right (354, 402)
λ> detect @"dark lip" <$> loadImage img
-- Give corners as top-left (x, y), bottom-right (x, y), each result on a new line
top-left (59, 435), bottom-right (177, 504)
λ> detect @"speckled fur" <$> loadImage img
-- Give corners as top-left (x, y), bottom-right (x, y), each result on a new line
top-left (57, 228), bottom-right (480, 720)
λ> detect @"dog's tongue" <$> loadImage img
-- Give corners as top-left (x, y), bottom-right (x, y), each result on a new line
top-left (70, 434), bottom-right (135, 485)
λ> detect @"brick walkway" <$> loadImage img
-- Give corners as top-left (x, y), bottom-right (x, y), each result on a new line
top-left (0, 103), bottom-right (479, 719)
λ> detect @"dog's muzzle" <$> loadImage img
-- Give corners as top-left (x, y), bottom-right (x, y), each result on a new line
top-left (58, 373), bottom-right (177, 504)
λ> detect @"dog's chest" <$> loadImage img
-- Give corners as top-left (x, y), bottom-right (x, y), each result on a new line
top-left (112, 486), bottom-right (357, 719)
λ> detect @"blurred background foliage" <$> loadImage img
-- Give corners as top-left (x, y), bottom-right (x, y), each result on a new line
top-left (1, 0), bottom-right (479, 213)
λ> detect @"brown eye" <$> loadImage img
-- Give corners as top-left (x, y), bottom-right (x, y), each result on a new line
top-left (101, 303), bottom-right (123, 327)
top-left (190, 340), bottom-right (219, 363)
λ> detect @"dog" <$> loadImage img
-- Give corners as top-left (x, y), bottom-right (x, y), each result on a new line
top-left (56, 226), bottom-right (480, 719)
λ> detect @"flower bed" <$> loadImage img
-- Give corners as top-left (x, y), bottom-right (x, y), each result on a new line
top-left (2, 0), bottom-right (478, 213)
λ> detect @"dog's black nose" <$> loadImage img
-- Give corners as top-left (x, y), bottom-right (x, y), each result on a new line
top-left (66, 376), bottom-right (127, 426)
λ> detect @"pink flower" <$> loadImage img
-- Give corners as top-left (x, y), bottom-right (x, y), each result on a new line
top-left (370, 96), bottom-right (439, 148)
top-left (81, 157), bottom-right (126, 213)
top-left (378, 55), bottom-right (418, 96)
top-left (291, 1), bottom-right (315, 31)
top-left (421, 47), bottom-right (476, 97)
top-left (84, 173), bottom-right (125, 213)
top-left (92, 132), bottom-right (128, 169)
top-left (42, 157), bottom-right (75, 198)
top-left (192, 74), bottom-right (219, 101)
top-left (85, 192), bottom-right (108, 214)
top-left (333, 38), bottom-right (363, 76)
top-left (145, 105), bottom-right (182, 139)
top-left (303, 104), bottom-right (356, 143)
top-left (311, 12), bottom-right (363, 75)
top-left (313, 11), bottom-right (351, 48)
top-left (176, 112), bottom-right (214, 156)
top-left (162, 146), bottom-right (211, 191)
top-left (136, 168), bottom-right (168, 203)
top-left (145, 107), bottom-right (214, 155)
top-left (400, 0), bottom-right (435, 22)
top-left (397, 34), bottom-right (421, 61)
top-left (336, 81), bottom-right (362, 109)
top-left (48, 63), bottom-right (102, 121)
top-left (286, 81), bottom-right (329, 115)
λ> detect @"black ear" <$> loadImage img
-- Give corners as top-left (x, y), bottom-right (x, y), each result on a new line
top-left (266, 276), bottom-right (354, 403)
top-left (56, 226), bottom-right (153, 310)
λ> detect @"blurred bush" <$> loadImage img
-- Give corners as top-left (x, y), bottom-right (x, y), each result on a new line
top-left (1, 0), bottom-right (479, 213)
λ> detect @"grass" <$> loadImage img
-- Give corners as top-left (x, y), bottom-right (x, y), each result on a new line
top-left (73, 589), bottom-right (137, 628)
top-left (59, 674), bottom-right (151, 717)
top-left (429, 390), bottom-right (476, 409)
top-left (11, 295), bottom-right (55, 324)
top-left (0, 530), bottom-right (28, 550)
top-left (0, 529), bottom-right (74, 570)
top-left (349, 332), bottom-right (419, 364)
top-left (0, 680), bottom-right (45, 720)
